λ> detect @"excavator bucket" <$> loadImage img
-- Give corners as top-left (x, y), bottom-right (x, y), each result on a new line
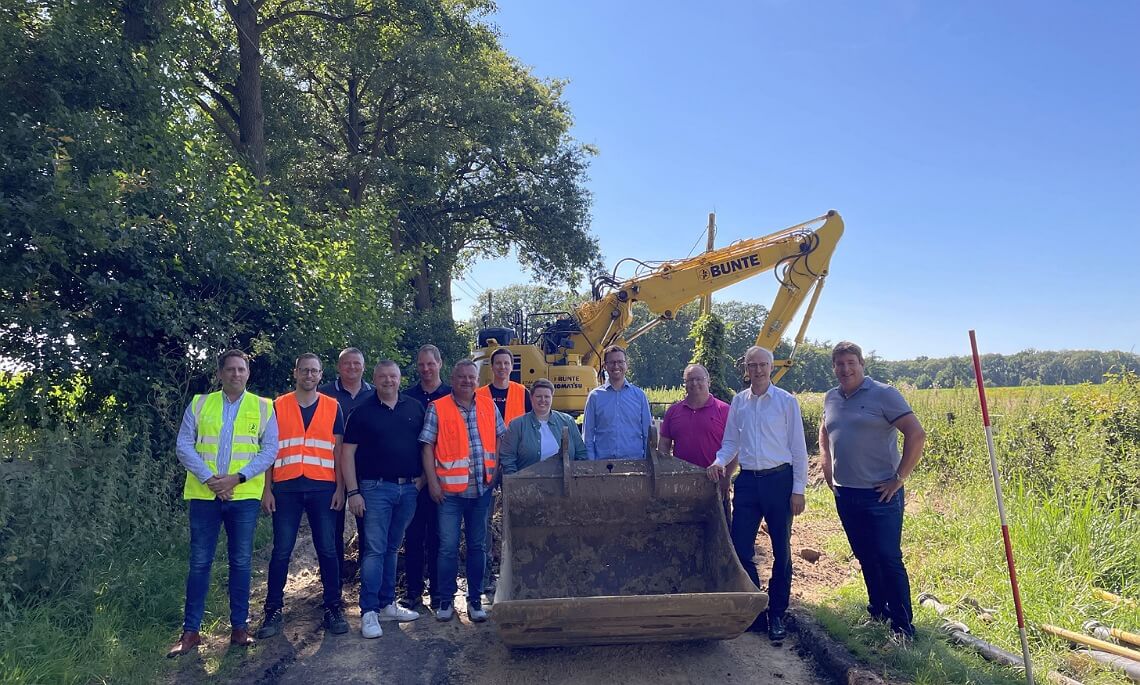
top-left (492, 427), bottom-right (767, 648)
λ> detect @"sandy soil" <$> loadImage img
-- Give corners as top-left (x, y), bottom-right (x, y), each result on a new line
top-left (167, 486), bottom-right (865, 685)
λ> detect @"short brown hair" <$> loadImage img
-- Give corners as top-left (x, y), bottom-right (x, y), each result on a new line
top-left (417, 344), bottom-right (442, 363)
top-left (831, 341), bottom-right (864, 365)
top-left (217, 349), bottom-right (249, 370)
top-left (602, 345), bottom-right (627, 363)
top-left (531, 378), bottom-right (555, 394)
top-left (338, 347), bottom-right (365, 363)
top-left (295, 352), bottom-right (321, 367)
top-left (490, 347), bottom-right (513, 364)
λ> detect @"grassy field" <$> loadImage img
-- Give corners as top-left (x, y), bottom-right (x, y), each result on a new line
top-left (797, 378), bottom-right (1140, 684)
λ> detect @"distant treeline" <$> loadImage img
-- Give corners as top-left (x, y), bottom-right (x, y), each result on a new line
top-left (757, 345), bottom-right (1140, 393)
top-left (872, 348), bottom-right (1140, 389)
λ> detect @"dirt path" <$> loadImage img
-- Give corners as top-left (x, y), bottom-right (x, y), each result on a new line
top-left (168, 487), bottom-right (867, 685)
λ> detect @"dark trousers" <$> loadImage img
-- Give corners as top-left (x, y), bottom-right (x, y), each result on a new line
top-left (730, 465), bottom-right (793, 617)
top-left (835, 486), bottom-right (914, 635)
top-left (334, 507), bottom-right (365, 571)
top-left (183, 498), bottom-right (259, 632)
top-left (402, 485), bottom-right (440, 605)
top-left (265, 489), bottom-right (341, 612)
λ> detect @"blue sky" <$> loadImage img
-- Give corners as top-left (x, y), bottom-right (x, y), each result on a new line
top-left (453, 1), bottom-right (1140, 360)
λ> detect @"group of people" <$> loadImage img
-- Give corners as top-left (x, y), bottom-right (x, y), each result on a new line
top-left (661, 342), bottom-right (925, 643)
top-left (165, 337), bottom-right (925, 658)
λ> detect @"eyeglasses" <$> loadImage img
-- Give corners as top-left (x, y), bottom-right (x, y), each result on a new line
top-left (297, 368), bottom-right (322, 375)
top-left (745, 363), bottom-right (769, 369)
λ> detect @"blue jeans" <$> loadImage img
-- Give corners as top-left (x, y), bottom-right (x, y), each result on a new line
top-left (730, 465), bottom-right (793, 617)
top-left (183, 498), bottom-right (260, 632)
top-left (834, 486), bottom-right (914, 635)
top-left (265, 488), bottom-right (341, 611)
top-left (437, 490), bottom-right (493, 604)
top-left (358, 480), bottom-right (418, 613)
top-left (402, 486), bottom-right (440, 605)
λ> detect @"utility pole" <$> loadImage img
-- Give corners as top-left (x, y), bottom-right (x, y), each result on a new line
top-left (700, 212), bottom-right (716, 315)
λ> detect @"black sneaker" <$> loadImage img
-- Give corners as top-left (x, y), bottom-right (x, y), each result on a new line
top-left (256, 608), bottom-right (283, 639)
top-left (323, 607), bottom-right (349, 634)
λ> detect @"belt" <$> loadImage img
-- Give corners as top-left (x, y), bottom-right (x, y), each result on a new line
top-left (363, 477), bottom-right (418, 485)
top-left (738, 463), bottom-right (791, 477)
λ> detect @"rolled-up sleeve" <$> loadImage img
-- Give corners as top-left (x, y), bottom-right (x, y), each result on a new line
top-left (176, 404), bottom-right (213, 483)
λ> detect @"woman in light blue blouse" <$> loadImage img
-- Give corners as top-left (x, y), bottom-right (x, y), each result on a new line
top-left (498, 378), bottom-right (587, 474)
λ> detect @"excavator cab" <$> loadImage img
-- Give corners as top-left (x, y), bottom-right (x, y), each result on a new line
top-left (492, 428), bottom-right (767, 647)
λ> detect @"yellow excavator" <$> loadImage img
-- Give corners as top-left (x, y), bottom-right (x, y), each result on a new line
top-left (473, 210), bottom-right (845, 413)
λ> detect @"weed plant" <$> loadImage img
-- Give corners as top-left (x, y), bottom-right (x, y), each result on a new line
top-left (807, 373), bottom-right (1140, 684)
top-left (0, 418), bottom-right (272, 683)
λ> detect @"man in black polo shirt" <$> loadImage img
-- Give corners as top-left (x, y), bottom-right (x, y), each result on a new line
top-left (318, 347), bottom-right (374, 577)
top-left (401, 344), bottom-right (451, 613)
top-left (341, 360), bottom-right (425, 638)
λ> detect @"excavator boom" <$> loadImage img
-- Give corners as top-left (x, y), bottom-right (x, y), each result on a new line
top-left (473, 210), bottom-right (844, 412)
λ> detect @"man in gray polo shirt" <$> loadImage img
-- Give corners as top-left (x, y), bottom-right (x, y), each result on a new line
top-left (819, 341), bottom-right (926, 640)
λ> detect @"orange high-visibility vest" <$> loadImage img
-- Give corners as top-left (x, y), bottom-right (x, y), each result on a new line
top-left (476, 381), bottom-right (527, 424)
top-left (272, 392), bottom-right (338, 482)
top-left (433, 394), bottom-right (497, 494)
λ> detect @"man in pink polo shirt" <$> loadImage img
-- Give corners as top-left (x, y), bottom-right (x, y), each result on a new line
top-left (658, 364), bottom-right (735, 500)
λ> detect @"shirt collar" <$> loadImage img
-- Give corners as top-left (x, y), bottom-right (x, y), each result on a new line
top-left (839, 376), bottom-right (874, 399)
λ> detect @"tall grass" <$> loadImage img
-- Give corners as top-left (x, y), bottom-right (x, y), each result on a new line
top-left (0, 418), bottom-right (272, 682)
top-left (805, 374), bottom-right (1140, 684)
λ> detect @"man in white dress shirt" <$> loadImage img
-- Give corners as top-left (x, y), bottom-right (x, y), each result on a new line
top-left (707, 346), bottom-right (807, 642)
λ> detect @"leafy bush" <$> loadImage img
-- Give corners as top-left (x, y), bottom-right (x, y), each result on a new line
top-left (0, 419), bottom-right (182, 613)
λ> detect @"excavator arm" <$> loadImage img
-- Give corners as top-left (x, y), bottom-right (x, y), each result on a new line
top-left (568, 210), bottom-right (844, 381)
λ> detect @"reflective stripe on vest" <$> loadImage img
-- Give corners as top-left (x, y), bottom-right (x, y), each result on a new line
top-left (272, 392), bottom-right (338, 483)
top-left (476, 382), bottom-right (527, 424)
top-left (433, 394), bottom-right (497, 494)
top-left (183, 391), bottom-right (272, 501)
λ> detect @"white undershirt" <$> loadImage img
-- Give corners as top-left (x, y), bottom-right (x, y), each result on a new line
top-left (538, 418), bottom-right (560, 459)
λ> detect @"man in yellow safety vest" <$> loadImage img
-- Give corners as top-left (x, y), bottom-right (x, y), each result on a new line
top-left (167, 349), bottom-right (278, 658)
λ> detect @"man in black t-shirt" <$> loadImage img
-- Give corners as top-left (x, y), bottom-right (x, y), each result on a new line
top-left (317, 347), bottom-right (374, 576)
top-left (400, 344), bottom-right (451, 612)
top-left (342, 360), bottom-right (426, 638)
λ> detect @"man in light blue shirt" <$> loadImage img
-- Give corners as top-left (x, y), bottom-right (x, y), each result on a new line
top-left (583, 345), bottom-right (651, 460)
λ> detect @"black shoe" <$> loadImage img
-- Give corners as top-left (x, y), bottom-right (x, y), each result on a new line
top-left (748, 611), bottom-right (768, 633)
top-left (768, 614), bottom-right (787, 642)
top-left (867, 604), bottom-right (890, 622)
top-left (256, 608), bottom-right (283, 639)
top-left (323, 607), bottom-right (349, 635)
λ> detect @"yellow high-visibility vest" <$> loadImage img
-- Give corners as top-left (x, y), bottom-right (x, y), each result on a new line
top-left (182, 391), bottom-right (273, 500)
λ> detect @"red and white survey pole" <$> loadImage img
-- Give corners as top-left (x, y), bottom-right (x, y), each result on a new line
top-left (970, 330), bottom-right (1035, 685)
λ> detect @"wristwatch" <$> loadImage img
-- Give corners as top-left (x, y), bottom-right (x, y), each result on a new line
top-left (238, 472), bottom-right (247, 484)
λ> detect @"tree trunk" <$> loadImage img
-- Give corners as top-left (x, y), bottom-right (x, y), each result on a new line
top-left (122, 0), bottom-right (163, 44)
top-left (227, 0), bottom-right (266, 179)
top-left (346, 75), bottom-right (364, 206)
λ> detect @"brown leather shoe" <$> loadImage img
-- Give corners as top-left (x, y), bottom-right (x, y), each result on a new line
top-left (166, 630), bottom-right (201, 658)
top-left (229, 627), bottom-right (255, 647)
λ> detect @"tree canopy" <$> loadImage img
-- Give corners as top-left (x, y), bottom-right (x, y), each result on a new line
top-left (1, 1), bottom-right (598, 432)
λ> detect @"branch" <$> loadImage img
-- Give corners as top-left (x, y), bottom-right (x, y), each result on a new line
top-left (193, 75), bottom-right (240, 125)
top-left (260, 9), bottom-right (370, 31)
top-left (194, 96), bottom-right (242, 152)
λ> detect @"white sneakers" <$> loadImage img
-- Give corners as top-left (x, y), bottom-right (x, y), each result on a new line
top-left (467, 601), bottom-right (488, 622)
top-left (379, 603), bottom-right (421, 622)
top-left (361, 611), bottom-right (382, 638)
